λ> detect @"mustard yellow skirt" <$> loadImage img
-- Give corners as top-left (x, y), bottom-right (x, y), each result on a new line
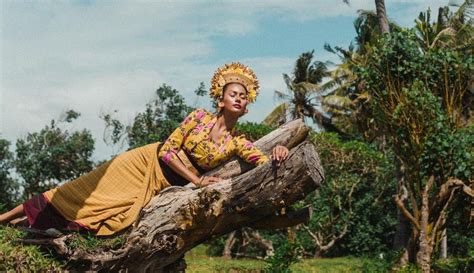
top-left (41, 142), bottom-right (170, 236)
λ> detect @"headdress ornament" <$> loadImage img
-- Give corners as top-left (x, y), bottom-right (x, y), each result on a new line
top-left (210, 62), bottom-right (260, 103)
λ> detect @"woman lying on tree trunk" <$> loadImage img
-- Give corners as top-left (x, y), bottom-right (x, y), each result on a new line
top-left (0, 62), bottom-right (289, 236)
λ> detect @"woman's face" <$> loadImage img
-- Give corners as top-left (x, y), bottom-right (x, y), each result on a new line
top-left (219, 83), bottom-right (248, 116)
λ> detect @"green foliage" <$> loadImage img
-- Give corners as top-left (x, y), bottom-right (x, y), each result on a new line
top-left (102, 84), bottom-right (193, 149)
top-left (14, 111), bottom-right (95, 199)
top-left (432, 257), bottom-right (474, 273)
top-left (0, 138), bottom-right (19, 209)
top-left (264, 239), bottom-right (301, 273)
top-left (194, 81), bottom-right (207, 97)
top-left (355, 27), bottom-right (472, 186)
top-left (352, 24), bottom-right (473, 264)
top-left (235, 122), bottom-right (274, 142)
top-left (205, 235), bottom-right (227, 257)
top-left (421, 125), bottom-right (473, 181)
top-left (0, 226), bottom-right (64, 271)
top-left (445, 193), bottom-right (474, 257)
top-left (300, 132), bottom-right (396, 257)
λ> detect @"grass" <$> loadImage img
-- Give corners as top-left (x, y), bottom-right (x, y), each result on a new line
top-left (0, 226), bottom-right (64, 271)
top-left (185, 245), bottom-right (366, 273)
top-left (0, 226), bottom-right (127, 271)
top-left (0, 228), bottom-right (447, 272)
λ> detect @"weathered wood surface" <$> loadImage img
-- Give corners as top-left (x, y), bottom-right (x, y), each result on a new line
top-left (21, 119), bottom-right (324, 272)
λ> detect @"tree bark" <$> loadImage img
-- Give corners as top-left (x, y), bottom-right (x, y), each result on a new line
top-left (440, 228), bottom-right (447, 259)
top-left (417, 176), bottom-right (435, 273)
top-left (22, 120), bottom-right (322, 272)
top-left (393, 164), bottom-right (410, 266)
top-left (375, 0), bottom-right (390, 34)
top-left (223, 231), bottom-right (237, 259)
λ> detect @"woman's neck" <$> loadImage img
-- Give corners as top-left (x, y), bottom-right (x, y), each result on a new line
top-left (216, 111), bottom-right (239, 132)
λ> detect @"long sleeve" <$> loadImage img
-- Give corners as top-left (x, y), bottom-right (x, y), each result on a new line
top-left (158, 108), bottom-right (206, 163)
top-left (233, 135), bottom-right (269, 165)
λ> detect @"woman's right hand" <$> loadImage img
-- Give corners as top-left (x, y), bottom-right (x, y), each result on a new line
top-left (197, 176), bottom-right (222, 187)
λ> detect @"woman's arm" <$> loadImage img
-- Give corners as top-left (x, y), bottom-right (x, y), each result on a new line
top-left (234, 135), bottom-right (289, 166)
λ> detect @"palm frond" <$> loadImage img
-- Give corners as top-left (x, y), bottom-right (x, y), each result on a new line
top-left (294, 51), bottom-right (315, 83)
top-left (262, 103), bottom-right (289, 126)
top-left (282, 73), bottom-right (293, 89)
top-left (322, 95), bottom-right (353, 110)
top-left (274, 90), bottom-right (291, 102)
top-left (293, 82), bottom-right (323, 95)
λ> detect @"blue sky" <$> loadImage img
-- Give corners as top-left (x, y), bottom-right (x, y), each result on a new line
top-left (0, 0), bottom-right (455, 160)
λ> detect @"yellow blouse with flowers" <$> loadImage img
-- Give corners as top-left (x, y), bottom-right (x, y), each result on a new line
top-left (159, 108), bottom-right (269, 169)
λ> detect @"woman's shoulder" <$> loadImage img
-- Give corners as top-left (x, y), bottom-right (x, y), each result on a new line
top-left (185, 108), bottom-right (214, 123)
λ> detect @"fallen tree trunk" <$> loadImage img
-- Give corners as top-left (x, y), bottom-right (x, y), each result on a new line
top-left (21, 120), bottom-right (323, 272)
top-left (207, 118), bottom-right (310, 179)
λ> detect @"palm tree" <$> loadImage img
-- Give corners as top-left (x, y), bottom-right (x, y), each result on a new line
top-left (343, 0), bottom-right (390, 34)
top-left (265, 50), bottom-right (342, 133)
top-left (414, 1), bottom-right (473, 52)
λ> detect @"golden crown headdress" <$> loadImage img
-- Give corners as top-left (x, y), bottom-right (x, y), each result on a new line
top-left (210, 62), bottom-right (260, 103)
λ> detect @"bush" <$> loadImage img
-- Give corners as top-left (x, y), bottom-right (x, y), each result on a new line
top-left (432, 257), bottom-right (474, 273)
top-left (298, 132), bottom-right (397, 257)
top-left (235, 122), bottom-right (274, 142)
top-left (264, 239), bottom-right (301, 273)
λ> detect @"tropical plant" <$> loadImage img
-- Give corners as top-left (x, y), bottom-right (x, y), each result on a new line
top-left (354, 28), bottom-right (473, 272)
top-left (268, 50), bottom-right (339, 132)
top-left (343, 0), bottom-right (390, 34)
top-left (414, 1), bottom-right (473, 52)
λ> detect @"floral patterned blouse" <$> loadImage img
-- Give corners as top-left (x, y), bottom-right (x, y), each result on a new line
top-left (158, 108), bottom-right (269, 171)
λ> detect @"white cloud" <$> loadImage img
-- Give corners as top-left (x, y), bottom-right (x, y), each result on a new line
top-left (0, 0), bottom-right (456, 160)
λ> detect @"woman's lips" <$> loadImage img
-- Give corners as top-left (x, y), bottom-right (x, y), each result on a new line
top-left (233, 104), bottom-right (241, 109)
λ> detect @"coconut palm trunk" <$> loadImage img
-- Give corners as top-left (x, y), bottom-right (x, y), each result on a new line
top-left (375, 0), bottom-right (390, 34)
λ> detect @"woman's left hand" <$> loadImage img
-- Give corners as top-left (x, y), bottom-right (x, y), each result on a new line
top-left (271, 145), bottom-right (289, 166)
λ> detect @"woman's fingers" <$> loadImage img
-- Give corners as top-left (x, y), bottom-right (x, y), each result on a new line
top-left (282, 147), bottom-right (289, 160)
top-left (272, 146), bottom-right (289, 166)
top-left (210, 176), bottom-right (221, 183)
top-left (201, 176), bottom-right (222, 186)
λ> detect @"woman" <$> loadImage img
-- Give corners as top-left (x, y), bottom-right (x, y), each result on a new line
top-left (0, 62), bottom-right (289, 235)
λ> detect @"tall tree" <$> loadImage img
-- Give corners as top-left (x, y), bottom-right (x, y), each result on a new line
top-left (101, 84), bottom-right (193, 149)
top-left (14, 110), bottom-right (95, 199)
top-left (343, 0), bottom-right (390, 34)
top-left (354, 29), bottom-right (473, 272)
top-left (0, 138), bottom-right (19, 209)
top-left (375, 0), bottom-right (390, 33)
top-left (269, 50), bottom-right (341, 133)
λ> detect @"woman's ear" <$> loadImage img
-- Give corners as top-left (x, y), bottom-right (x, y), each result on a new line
top-left (218, 101), bottom-right (224, 108)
